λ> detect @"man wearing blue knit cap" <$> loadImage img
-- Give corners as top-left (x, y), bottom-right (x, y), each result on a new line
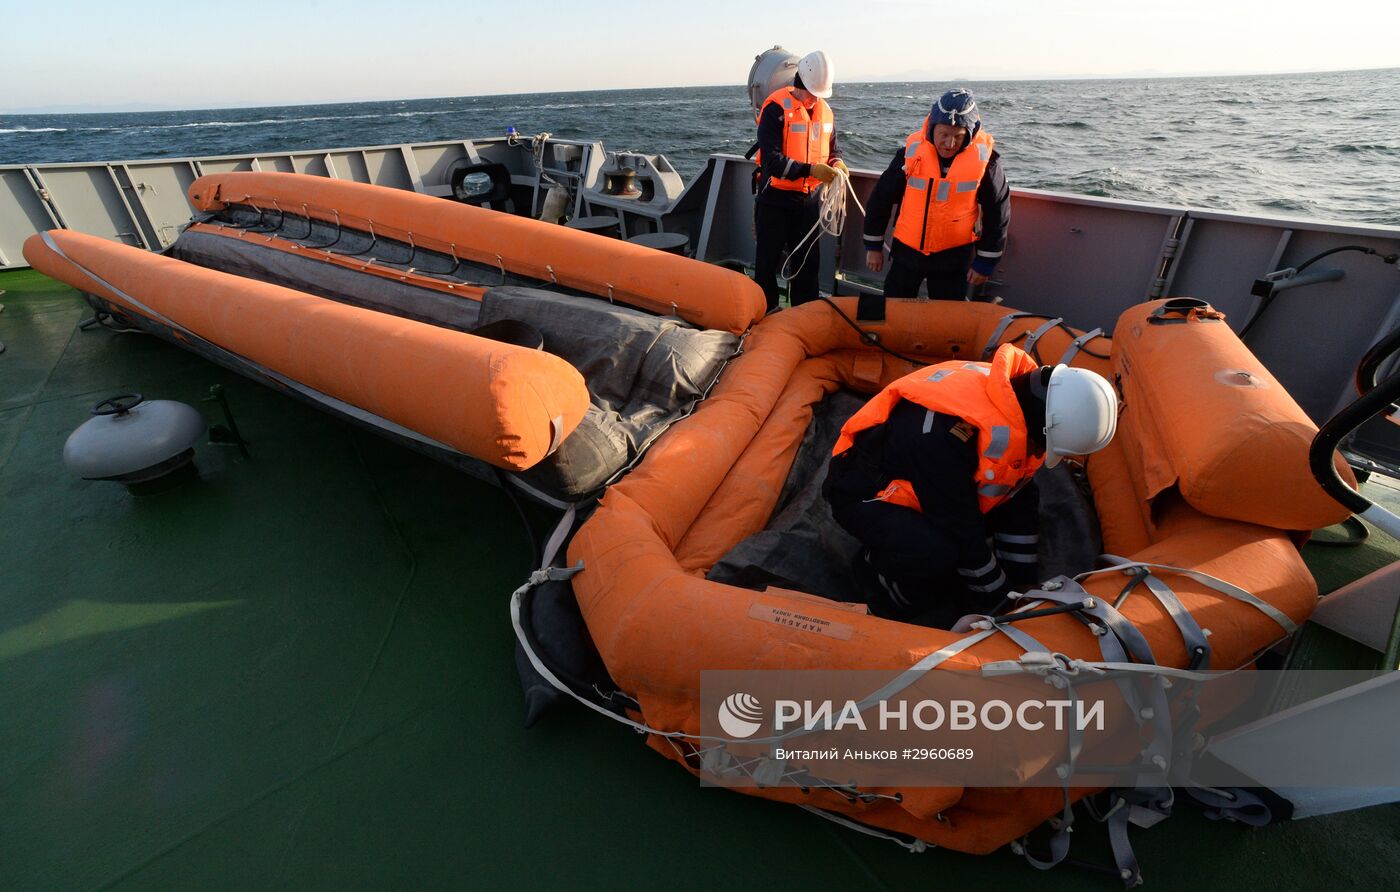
top-left (862, 88), bottom-right (1010, 302)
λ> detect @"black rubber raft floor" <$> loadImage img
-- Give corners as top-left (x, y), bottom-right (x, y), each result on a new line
top-left (3, 269), bottom-right (1397, 890)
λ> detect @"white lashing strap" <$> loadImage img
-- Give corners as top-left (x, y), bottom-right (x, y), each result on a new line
top-left (1075, 559), bottom-right (1297, 635)
top-left (1058, 328), bottom-right (1105, 365)
top-left (1021, 318), bottom-right (1065, 360)
top-left (981, 654), bottom-right (1249, 684)
top-left (980, 312), bottom-right (1038, 359)
top-left (545, 415), bottom-right (566, 457)
top-left (540, 503), bottom-right (576, 568)
top-left (799, 806), bottom-right (930, 853)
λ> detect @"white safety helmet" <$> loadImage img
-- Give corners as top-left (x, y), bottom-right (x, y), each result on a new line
top-left (1037, 365), bottom-right (1118, 468)
top-left (797, 50), bottom-right (834, 99)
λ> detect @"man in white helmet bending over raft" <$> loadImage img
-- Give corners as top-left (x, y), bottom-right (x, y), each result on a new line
top-left (823, 344), bottom-right (1118, 626)
top-left (752, 49), bottom-right (847, 311)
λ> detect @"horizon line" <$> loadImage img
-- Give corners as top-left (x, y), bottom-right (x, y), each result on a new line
top-left (3, 63), bottom-right (1397, 116)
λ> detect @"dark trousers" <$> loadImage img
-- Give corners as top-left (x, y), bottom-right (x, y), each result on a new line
top-left (830, 485), bottom-right (1039, 626)
top-left (755, 196), bottom-right (822, 311)
top-left (882, 239), bottom-right (975, 301)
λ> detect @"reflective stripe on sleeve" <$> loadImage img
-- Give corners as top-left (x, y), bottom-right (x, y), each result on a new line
top-left (966, 570), bottom-right (1008, 593)
top-left (984, 425), bottom-right (1010, 460)
top-left (958, 555), bottom-right (999, 578)
top-left (995, 550), bottom-right (1039, 564)
top-left (994, 533), bottom-right (1039, 544)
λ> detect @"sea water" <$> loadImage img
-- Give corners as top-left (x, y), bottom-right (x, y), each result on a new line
top-left (3, 67), bottom-right (1397, 226)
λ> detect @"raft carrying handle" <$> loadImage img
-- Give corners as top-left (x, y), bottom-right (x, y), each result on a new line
top-left (1147, 298), bottom-right (1224, 325)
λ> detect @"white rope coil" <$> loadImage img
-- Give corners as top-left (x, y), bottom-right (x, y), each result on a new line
top-left (779, 170), bottom-right (866, 285)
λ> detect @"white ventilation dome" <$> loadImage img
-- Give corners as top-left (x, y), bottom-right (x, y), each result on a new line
top-left (64, 394), bottom-right (205, 484)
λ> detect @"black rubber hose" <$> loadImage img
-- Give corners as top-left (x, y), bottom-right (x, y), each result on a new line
top-left (494, 468), bottom-right (542, 570)
top-left (1295, 244), bottom-right (1394, 274)
top-left (1243, 245), bottom-right (1397, 340)
top-left (818, 295), bottom-right (926, 365)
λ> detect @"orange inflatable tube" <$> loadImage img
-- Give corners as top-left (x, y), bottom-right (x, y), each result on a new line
top-left (566, 297), bottom-right (1349, 854)
top-left (24, 230), bottom-right (590, 471)
top-left (1112, 298), bottom-right (1356, 530)
top-left (187, 171), bottom-right (766, 335)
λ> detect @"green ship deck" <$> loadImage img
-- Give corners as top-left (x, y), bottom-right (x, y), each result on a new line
top-left (3, 269), bottom-right (1399, 889)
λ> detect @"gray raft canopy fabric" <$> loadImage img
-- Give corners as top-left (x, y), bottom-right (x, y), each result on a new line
top-left (163, 223), bottom-right (739, 503)
top-left (707, 390), bottom-right (1103, 606)
top-left (479, 287), bottom-right (740, 499)
top-left (166, 230), bottom-right (483, 332)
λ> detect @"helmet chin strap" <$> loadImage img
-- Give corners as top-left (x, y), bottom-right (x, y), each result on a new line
top-left (1014, 368), bottom-right (1054, 449)
top-left (1031, 367), bottom-right (1054, 444)
top-left (1029, 365), bottom-right (1054, 400)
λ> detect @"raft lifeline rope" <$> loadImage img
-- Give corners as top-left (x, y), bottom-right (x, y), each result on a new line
top-left (778, 168), bottom-right (866, 284)
top-left (512, 525), bottom-right (1297, 886)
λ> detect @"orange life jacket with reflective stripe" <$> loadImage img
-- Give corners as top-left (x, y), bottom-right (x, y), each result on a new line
top-left (892, 121), bottom-right (994, 255)
top-left (832, 343), bottom-right (1042, 514)
top-left (755, 86), bottom-right (834, 194)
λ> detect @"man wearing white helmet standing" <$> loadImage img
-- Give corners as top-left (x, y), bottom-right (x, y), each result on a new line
top-left (862, 88), bottom-right (1010, 307)
top-left (823, 344), bottom-right (1118, 625)
top-left (753, 50), bottom-right (846, 311)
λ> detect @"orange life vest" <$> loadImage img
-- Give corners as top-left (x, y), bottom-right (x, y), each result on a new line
top-left (892, 121), bottom-right (994, 255)
top-left (755, 86), bottom-right (834, 194)
top-left (832, 343), bottom-right (1042, 514)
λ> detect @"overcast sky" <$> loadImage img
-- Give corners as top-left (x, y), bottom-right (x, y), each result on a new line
top-left (3, 0), bottom-right (1397, 112)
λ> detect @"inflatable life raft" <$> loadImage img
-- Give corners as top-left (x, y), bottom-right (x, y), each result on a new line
top-left (549, 296), bottom-right (1355, 858)
top-left (24, 172), bottom-right (765, 502)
